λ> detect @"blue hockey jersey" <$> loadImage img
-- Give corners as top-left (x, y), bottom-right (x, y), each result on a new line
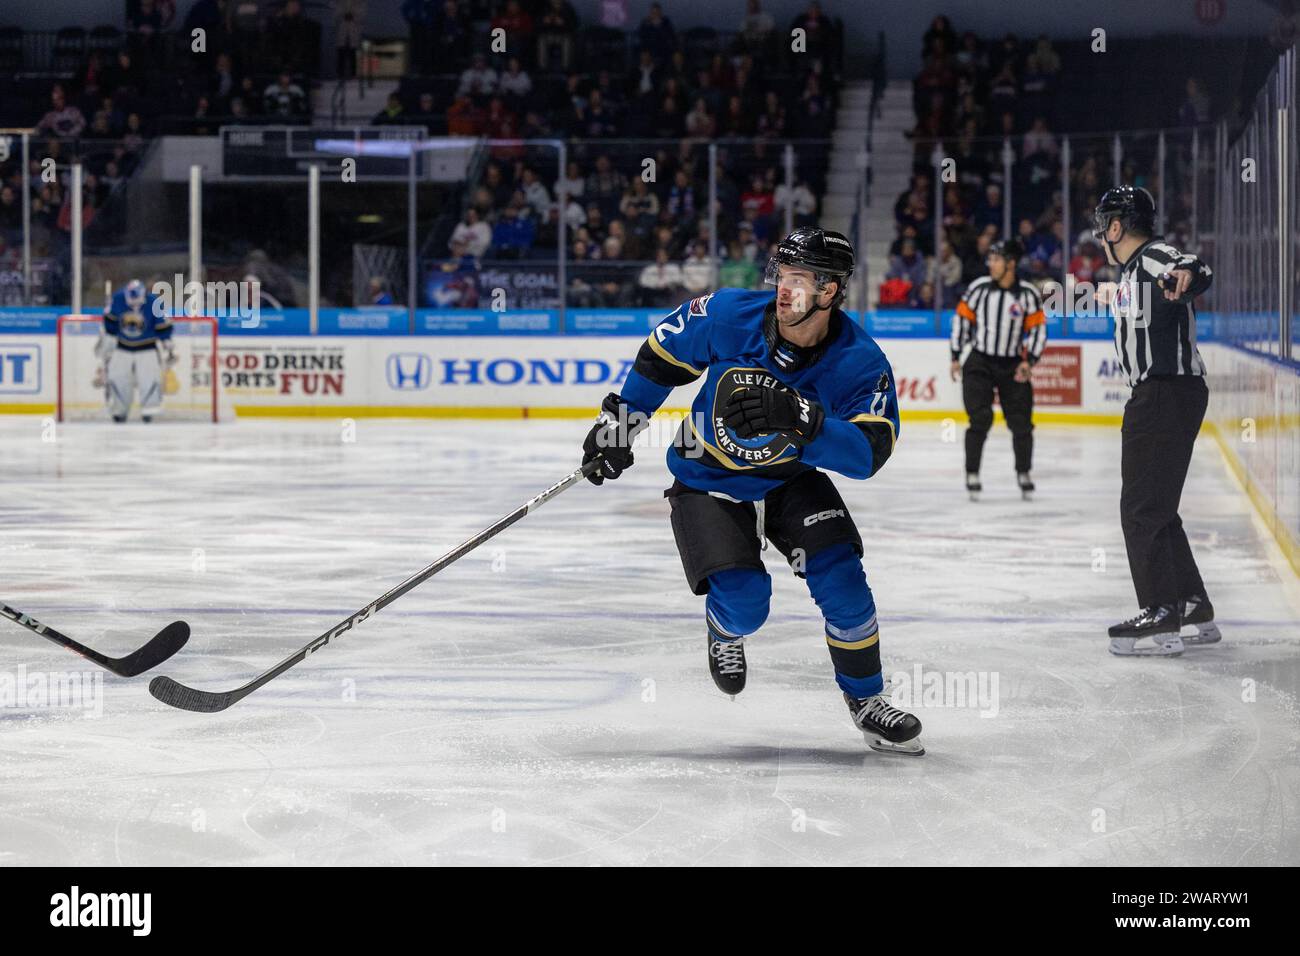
top-left (104, 290), bottom-right (173, 351)
top-left (619, 287), bottom-right (900, 500)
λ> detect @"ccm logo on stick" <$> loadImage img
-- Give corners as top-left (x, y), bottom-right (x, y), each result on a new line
top-left (803, 509), bottom-right (846, 526)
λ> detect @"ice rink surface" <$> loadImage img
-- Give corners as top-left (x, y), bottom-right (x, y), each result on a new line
top-left (1, 415), bottom-right (1297, 866)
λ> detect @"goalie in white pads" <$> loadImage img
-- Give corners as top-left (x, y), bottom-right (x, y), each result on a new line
top-left (100, 280), bottom-right (177, 423)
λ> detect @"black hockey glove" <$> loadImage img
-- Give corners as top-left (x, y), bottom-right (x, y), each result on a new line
top-left (582, 392), bottom-right (648, 485)
top-left (722, 385), bottom-right (825, 446)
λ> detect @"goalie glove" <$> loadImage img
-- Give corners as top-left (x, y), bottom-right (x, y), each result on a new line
top-left (159, 340), bottom-right (178, 368)
top-left (93, 332), bottom-right (115, 364)
top-left (722, 384), bottom-right (825, 447)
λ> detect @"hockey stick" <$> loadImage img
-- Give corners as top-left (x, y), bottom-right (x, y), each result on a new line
top-left (1, 601), bottom-right (190, 677)
top-left (149, 459), bottom-right (602, 712)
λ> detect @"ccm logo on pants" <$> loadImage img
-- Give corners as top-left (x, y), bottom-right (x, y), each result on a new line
top-left (804, 509), bottom-right (847, 526)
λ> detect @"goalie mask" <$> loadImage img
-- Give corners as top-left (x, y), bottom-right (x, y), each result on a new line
top-left (124, 279), bottom-right (147, 308)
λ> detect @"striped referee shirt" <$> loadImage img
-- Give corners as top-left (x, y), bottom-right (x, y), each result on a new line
top-left (950, 277), bottom-right (1048, 363)
top-left (1110, 239), bottom-right (1212, 387)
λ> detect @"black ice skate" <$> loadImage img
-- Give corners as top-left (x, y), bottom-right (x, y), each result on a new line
top-left (1017, 471), bottom-right (1035, 500)
top-left (844, 692), bottom-right (925, 756)
top-left (707, 619), bottom-right (747, 696)
top-left (1108, 604), bottom-right (1184, 657)
top-left (966, 472), bottom-right (981, 502)
top-left (1180, 592), bottom-right (1221, 645)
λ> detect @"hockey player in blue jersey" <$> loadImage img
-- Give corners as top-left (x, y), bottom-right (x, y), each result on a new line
top-left (580, 228), bottom-right (924, 755)
top-left (101, 279), bottom-right (177, 423)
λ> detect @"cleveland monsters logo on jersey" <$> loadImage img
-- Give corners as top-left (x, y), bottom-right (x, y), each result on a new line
top-left (711, 366), bottom-right (799, 465)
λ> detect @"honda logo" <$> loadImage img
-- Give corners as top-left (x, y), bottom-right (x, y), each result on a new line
top-left (386, 353), bottom-right (432, 390)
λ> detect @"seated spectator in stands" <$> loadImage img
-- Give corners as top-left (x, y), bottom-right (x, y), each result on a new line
top-left (602, 235), bottom-right (624, 263)
top-left (913, 281), bottom-right (935, 311)
top-left (122, 113), bottom-right (146, 156)
top-left (129, 0), bottom-right (165, 37)
top-left (921, 15), bottom-right (956, 58)
top-left (263, 73), bottom-right (308, 118)
top-left (653, 95), bottom-right (684, 138)
top-left (485, 98), bottom-right (522, 159)
top-left (520, 167), bottom-right (554, 219)
top-left (492, 0), bottom-right (535, 56)
top-left (209, 53), bottom-right (237, 111)
top-left (775, 178), bottom-right (818, 227)
top-left (741, 175), bottom-right (775, 222)
top-left (954, 31), bottom-right (985, 76)
top-left (558, 161), bottom-right (585, 202)
top-left (620, 179), bottom-right (661, 235)
top-left (583, 207), bottom-right (608, 245)
top-left (37, 85), bottom-right (86, 140)
top-left (1024, 220), bottom-right (1063, 279)
top-left (574, 89), bottom-right (620, 137)
top-left (719, 240), bottom-right (759, 289)
top-left (889, 223), bottom-right (920, 258)
top-left (790, 0), bottom-right (835, 63)
top-left (682, 242), bottom-right (714, 293)
top-left (638, 2), bottom-right (677, 65)
top-left (988, 62), bottom-right (1019, 120)
top-left (410, 93), bottom-right (439, 133)
top-left (721, 96), bottom-right (753, 137)
top-left (1069, 237), bottom-right (1106, 284)
top-left (1180, 78), bottom-right (1211, 126)
top-left (1023, 117), bottom-right (1058, 159)
top-left (928, 241), bottom-right (963, 308)
top-left (458, 53), bottom-right (499, 100)
top-left (962, 231), bottom-right (994, 284)
top-left (192, 96), bottom-right (217, 135)
top-left (685, 98), bottom-right (717, 140)
top-left (665, 170), bottom-right (697, 229)
top-left (492, 202), bottom-right (535, 259)
top-left (537, 0), bottom-right (579, 71)
top-left (373, 93), bottom-right (407, 125)
top-left (628, 50), bottom-right (661, 107)
top-left (500, 57), bottom-right (533, 104)
top-left (433, 0), bottom-right (472, 73)
top-left (447, 94), bottom-right (484, 135)
top-left (739, 0), bottom-right (776, 52)
top-left (795, 74), bottom-right (831, 137)
top-left (1025, 35), bottom-right (1060, 76)
top-left (450, 208), bottom-right (492, 258)
top-left (973, 183), bottom-right (1003, 232)
top-left (754, 92), bottom-right (787, 139)
top-left (368, 277), bottom-right (395, 305)
top-left (887, 238), bottom-right (927, 292)
top-left (269, 0), bottom-right (320, 75)
top-left (585, 156), bottom-right (627, 223)
top-left (639, 247), bottom-right (685, 304)
top-left (560, 194), bottom-right (586, 233)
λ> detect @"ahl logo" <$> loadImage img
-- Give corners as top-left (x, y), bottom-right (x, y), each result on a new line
top-left (803, 509), bottom-right (846, 527)
top-left (387, 353), bottom-right (432, 390)
top-left (688, 292), bottom-right (715, 317)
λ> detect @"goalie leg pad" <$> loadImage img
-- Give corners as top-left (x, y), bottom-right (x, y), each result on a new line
top-left (136, 349), bottom-right (163, 416)
top-left (106, 348), bottom-right (134, 419)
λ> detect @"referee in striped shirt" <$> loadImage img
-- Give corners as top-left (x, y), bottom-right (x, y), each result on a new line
top-left (1092, 185), bottom-right (1219, 656)
top-left (950, 238), bottom-right (1048, 499)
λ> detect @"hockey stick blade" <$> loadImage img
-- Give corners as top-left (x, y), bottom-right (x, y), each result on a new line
top-left (148, 460), bottom-right (601, 712)
top-left (148, 673), bottom-right (243, 713)
top-left (1, 602), bottom-right (190, 677)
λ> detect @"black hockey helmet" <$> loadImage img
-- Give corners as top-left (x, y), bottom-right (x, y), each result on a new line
top-left (1091, 185), bottom-right (1156, 241)
top-left (764, 227), bottom-right (855, 304)
top-left (988, 238), bottom-right (1025, 261)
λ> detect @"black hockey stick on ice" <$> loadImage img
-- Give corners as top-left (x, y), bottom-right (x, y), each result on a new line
top-left (149, 459), bottom-right (602, 712)
top-left (1, 601), bottom-right (190, 677)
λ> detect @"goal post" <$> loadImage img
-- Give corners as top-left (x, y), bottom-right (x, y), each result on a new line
top-left (56, 315), bottom-right (231, 423)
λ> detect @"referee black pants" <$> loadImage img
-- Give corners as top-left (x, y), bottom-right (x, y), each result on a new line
top-left (962, 351), bottom-right (1034, 473)
top-left (1120, 375), bottom-right (1209, 609)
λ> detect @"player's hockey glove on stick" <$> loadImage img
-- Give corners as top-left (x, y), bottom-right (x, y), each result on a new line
top-left (722, 385), bottom-right (825, 446)
top-left (582, 392), bottom-right (648, 485)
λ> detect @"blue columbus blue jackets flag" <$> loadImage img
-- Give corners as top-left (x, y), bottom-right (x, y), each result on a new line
top-left (618, 287), bottom-right (900, 500)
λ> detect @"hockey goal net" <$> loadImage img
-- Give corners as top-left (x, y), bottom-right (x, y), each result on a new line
top-left (57, 314), bottom-right (232, 422)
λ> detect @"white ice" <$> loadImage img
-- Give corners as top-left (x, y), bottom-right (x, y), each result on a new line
top-left (1, 416), bottom-right (1298, 866)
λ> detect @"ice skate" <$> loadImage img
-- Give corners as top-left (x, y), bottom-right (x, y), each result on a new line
top-left (707, 619), bottom-right (747, 697)
top-left (844, 692), bottom-right (924, 756)
top-left (1181, 593), bottom-right (1221, 645)
top-left (966, 472), bottom-right (981, 502)
top-left (1108, 604), bottom-right (1184, 657)
top-left (1017, 471), bottom-right (1035, 500)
